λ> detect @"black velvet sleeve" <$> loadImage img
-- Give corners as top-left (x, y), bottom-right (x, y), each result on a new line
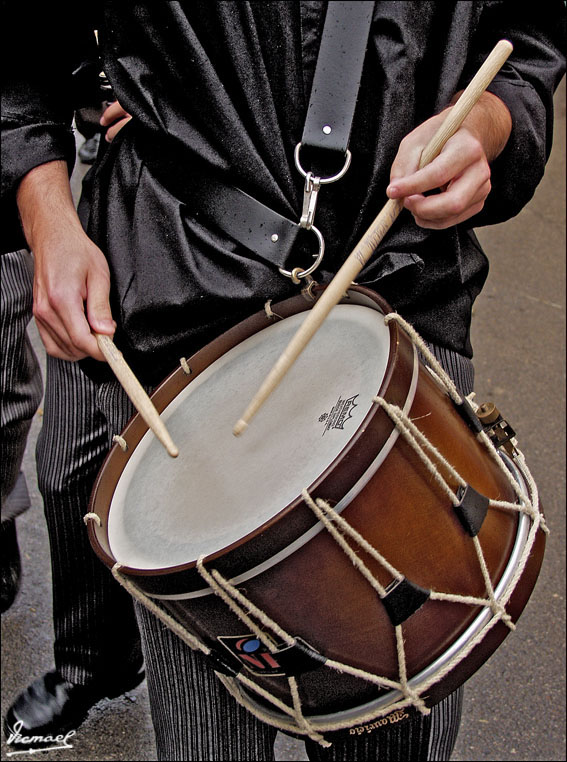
top-left (0, 3), bottom-right (99, 253)
top-left (464, 0), bottom-right (566, 226)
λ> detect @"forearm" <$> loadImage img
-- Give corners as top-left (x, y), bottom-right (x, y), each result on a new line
top-left (16, 160), bottom-right (114, 362)
top-left (16, 160), bottom-right (84, 251)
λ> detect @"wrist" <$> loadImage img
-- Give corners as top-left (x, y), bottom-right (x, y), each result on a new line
top-left (449, 90), bottom-right (512, 162)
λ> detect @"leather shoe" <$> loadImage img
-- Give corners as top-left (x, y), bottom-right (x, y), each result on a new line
top-left (3, 667), bottom-right (145, 743)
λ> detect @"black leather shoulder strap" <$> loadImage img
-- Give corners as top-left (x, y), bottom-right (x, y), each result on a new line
top-left (301, 1), bottom-right (374, 155)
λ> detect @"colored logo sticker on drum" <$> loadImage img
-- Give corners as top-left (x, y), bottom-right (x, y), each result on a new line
top-left (217, 635), bottom-right (287, 676)
top-left (217, 634), bottom-right (326, 677)
top-left (318, 394), bottom-right (359, 436)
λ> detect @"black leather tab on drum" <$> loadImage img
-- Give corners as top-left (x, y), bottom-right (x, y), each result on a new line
top-left (301, 1), bottom-right (374, 154)
top-left (454, 484), bottom-right (490, 537)
top-left (217, 635), bottom-right (326, 677)
top-left (455, 397), bottom-right (484, 434)
top-left (273, 637), bottom-right (328, 677)
top-left (382, 578), bottom-right (430, 626)
top-left (207, 645), bottom-right (243, 678)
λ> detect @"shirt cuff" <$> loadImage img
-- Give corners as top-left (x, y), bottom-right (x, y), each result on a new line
top-left (1, 119), bottom-right (76, 252)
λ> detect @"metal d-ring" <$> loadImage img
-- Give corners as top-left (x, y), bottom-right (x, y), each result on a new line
top-left (294, 143), bottom-right (352, 185)
top-left (278, 225), bottom-right (325, 282)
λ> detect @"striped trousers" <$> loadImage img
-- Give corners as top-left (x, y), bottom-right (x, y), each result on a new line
top-left (1, 249), bottom-right (141, 684)
top-left (0, 250), bottom-right (43, 519)
top-left (36, 354), bottom-right (142, 684)
top-left (95, 342), bottom-right (472, 760)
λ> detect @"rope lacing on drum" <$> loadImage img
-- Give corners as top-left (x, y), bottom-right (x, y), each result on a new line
top-left (374, 397), bottom-right (466, 507)
top-left (302, 481), bottom-right (540, 719)
top-left (179, 357), bottom-right (192, 375)
top-left (264, 300), bottom-right (284, 321)
top-left (106, 540), bottom-right (432, 744)
top-left (301, 490), bottom-right (428, 714)
top-left (105, 308), bottom-right (545, 746)
top-left (476, 427), bottom-right (548, 533)
top-left (194, 512), bottom-right (437, 742)
top-left (191, 380), bottom-right (543, 743)
top-left (83, 512), bottom-right (102, 527)
top-left (195, 547), bottom-right (426, 743)
top-left (300, 487), bottom-right (518, 694)
top-left (374, 397), bottom-right (514, 628)
top-left (300, 489), bottom-right (402, 595)
top-left (300, 474), bottom-right (544, 717)
top-left (383, 312), bottom-right (547, 532)
top-left (196, 557), bottom-right (330, 747)
top-left (196, 557), bottom-right (295, 651)
top-left (112, 434), bottom-right (128, 452)
top-left (296, 340), bottom-right (546, 730)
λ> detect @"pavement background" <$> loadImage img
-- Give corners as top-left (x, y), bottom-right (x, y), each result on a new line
top-left (1, 79), bottom-right (564, 761)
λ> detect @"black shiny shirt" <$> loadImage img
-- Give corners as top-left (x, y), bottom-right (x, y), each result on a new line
top-left (2, 1), bottom-right (565, 382)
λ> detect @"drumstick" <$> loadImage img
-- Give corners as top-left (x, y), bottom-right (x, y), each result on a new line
top-left (95, 333), bottom-right (179, 458)
top-left (233, 39), bottom-right (513, 437)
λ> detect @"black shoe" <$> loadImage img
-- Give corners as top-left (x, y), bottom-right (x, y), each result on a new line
top-left (3, 667), bottom-right (145, 747)
top-left (1, 519), bottom-right (21, 614)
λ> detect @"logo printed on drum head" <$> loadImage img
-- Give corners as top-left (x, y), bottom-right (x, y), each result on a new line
top-left (319, 394), bottom-right (359, 435)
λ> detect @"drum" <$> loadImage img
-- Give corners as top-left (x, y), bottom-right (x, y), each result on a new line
top-left (87, 285), bottom-right (545, 741)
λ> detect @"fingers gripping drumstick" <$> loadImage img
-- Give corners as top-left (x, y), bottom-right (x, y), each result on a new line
top-left (96, 333), bottom-right (179, 458)
top-left (233, 39), bottom-right (513, 437)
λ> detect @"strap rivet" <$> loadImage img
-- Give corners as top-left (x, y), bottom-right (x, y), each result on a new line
top-left (271, 234), bottom-right (279, 242)
top-left (322, 125), bottom-right (332, 135)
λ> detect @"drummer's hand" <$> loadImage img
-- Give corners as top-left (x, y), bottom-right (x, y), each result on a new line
top-left (100, 100), bottom-right (132, 142)
top-left (387, 91), bottom-right (512, 229)
top-left (17, 161), bottom-right (115, 362)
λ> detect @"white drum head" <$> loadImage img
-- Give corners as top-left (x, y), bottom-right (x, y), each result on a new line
top-left (108, 304), bottom-right (390, 570)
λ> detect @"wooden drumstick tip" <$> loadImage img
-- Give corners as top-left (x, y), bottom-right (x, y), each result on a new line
top-left (95, 332), bottom-right (180, 458)
top-left (233, 419), bottom-right (248, 437)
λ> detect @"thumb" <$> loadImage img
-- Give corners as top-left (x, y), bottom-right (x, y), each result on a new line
top-left (86, 270), bottom-right (116, 337)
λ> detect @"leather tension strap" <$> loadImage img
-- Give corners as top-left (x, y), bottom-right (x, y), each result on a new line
top-left (301, 0), bottom-right (374, 155)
